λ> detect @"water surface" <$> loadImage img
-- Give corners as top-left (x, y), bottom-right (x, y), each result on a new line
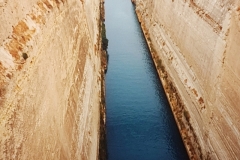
top-left (105, 0), bottom-right (189, 159)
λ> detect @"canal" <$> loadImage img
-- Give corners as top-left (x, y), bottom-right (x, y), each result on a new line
top-left (105, 0), bottom-right (189, 159)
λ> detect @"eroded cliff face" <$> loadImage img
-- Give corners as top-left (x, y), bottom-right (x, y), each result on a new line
top-left (0, 0), bottom-right (104, 159)
top-left (135, 0), bottom-right (240, 159)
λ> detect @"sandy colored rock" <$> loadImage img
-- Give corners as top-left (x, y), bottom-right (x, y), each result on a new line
top-left (0, 0), bottom-right (103, 159)
top-left (135, 0), bottom-right (240, 159)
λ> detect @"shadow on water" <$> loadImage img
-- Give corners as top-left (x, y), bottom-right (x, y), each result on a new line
top-left (105, 0), bottom-right (189, 159)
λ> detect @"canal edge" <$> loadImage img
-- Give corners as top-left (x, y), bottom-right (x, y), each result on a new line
top-left (99, 0), bottom-right (108, 159)
top-left (132, 2), bottom-right (202, 159)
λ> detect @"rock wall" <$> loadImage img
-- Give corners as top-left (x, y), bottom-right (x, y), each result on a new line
top-left (0, 0), bottom-right (104, 159)
top-left (134, 0), bottom-right (240, 159)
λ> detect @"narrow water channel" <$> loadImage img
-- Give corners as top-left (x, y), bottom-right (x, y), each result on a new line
top-left (105, 0), bottom-right (189, 159)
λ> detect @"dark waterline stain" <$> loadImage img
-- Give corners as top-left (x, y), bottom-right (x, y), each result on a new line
top-left (105, 0), bottom-right (189, 159)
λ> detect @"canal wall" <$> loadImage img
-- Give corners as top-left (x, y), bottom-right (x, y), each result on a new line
top-left (134, 0), bottom-right (240, 159)
top-left (0, 0), bottom-right (106, 159)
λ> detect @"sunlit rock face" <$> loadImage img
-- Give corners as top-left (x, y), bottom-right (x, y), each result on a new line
top-left (135, 0), bottom-right (240, 159)
top-left (0, 0), bottom-right (103, 159)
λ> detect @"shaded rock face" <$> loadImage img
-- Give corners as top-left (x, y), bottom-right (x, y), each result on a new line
top-left (135, 0), bottom-right (240, 159)
top-left (0, 0), bottom-right (103, 159)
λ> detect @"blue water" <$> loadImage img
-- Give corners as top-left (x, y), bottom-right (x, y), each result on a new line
top-left (105, 0), bottom-right (189, 159)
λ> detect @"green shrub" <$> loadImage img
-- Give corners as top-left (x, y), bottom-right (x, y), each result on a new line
top-left (101, 23), bottom-right (108, 51)
top-left (22, 53), bottom-right (28, 60)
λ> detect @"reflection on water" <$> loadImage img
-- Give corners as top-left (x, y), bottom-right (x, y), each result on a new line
top-left (105, 0), bottom-right (189, 159)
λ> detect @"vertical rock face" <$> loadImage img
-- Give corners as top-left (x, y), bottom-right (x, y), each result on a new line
top-left (135, 0), bottom-right (240, 159)
top-left (0, 0), bottom-right (103, 159)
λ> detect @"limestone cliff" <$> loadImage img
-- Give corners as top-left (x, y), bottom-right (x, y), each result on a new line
top-left (0, 0), bottom-right (105, 159)
top-left (134, 0), bottom-right (240, 159)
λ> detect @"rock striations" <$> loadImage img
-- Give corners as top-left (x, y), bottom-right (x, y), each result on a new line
top-left (0, 0), bottom-right (105, 159)
top-left (134, 0), bottom-right (240, 159)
